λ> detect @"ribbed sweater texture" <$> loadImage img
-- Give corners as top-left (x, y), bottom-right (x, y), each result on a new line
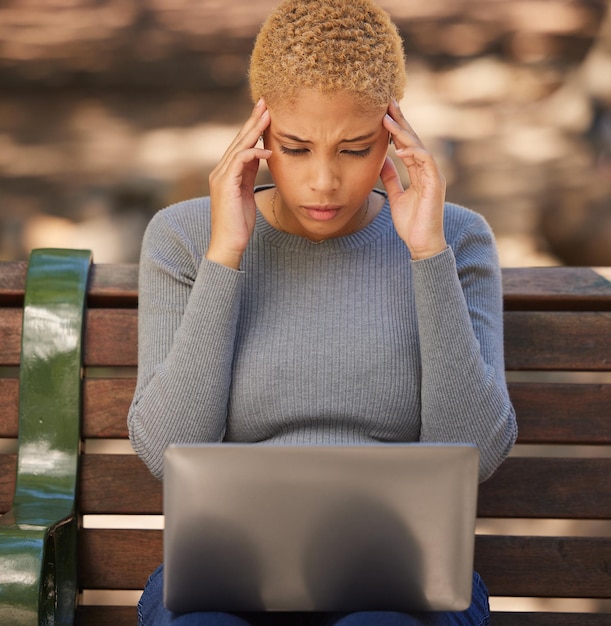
top-left (128, 191), bottom-right (517, 481)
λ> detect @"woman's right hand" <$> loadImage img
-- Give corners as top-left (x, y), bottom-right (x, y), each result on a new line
top-left (206, 98), bottom-right (272, 270)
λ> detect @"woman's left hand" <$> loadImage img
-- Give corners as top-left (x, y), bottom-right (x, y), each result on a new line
top-left (381, 100), bottom-right (447, 260)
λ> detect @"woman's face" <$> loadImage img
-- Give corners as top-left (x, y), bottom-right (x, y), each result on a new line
top-left (264, 89), bottom-right (389, 241)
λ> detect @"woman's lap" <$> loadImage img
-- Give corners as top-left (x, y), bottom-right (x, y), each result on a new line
top-left (138, 565), bottom-right (490, 626)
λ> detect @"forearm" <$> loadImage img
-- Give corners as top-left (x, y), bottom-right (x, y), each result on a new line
top-left (128, 252), bottom-right (244, 479)
top-left (412, 246), bottom-right (516, 482)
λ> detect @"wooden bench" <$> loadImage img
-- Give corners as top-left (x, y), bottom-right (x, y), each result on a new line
top-left (0, 248), bottom-right (610, 625)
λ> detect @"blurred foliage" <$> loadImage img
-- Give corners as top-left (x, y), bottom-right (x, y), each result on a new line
top-left (0, 0), bottom-right (610, 265)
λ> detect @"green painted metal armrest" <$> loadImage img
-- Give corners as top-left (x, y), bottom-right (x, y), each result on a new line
top-left (0, 249), bottom-right (92, 626)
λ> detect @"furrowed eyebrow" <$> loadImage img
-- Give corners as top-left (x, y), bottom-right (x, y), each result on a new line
top-left (277, 131), bottom-right (377, 144)
top-left (341, 132), bottom-right (377, 143)
top-left (278, 133), bottom-right (310, 143)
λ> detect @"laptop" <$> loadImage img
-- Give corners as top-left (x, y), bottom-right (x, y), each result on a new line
top-left (163, 443), bottom-right (479, 613)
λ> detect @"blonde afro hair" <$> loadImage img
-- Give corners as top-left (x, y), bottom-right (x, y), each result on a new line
top-left (249, 0), bottom-right (407, 111)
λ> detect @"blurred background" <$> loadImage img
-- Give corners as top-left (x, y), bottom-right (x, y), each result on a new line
top-left (0, 0), bottom-right (610, 266)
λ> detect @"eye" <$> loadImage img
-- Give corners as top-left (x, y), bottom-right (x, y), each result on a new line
top-left (342, 147), bottom-right (372, 158)
top-left (280, 145), bottom-right (309, 156)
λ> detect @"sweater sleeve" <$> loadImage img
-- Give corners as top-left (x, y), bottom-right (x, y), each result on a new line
top-left (127, 202), bottom-right (244, 479)
top-left (412, 206), bottom-right (517, 482)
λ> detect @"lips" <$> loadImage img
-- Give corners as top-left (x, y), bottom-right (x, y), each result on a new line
top-left (302, 205), bottom-right (342, 221)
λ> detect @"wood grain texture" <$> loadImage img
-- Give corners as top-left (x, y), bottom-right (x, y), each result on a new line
top-left (75, 606), bottom-right (138, 626)
top-left (490, 614), bottom-right (611, 626)
top-left (478, 458), bottom-right (611, 519)
top-left (475, 535), bottom-right (611, 598)
top-left (508, 382), bottom-right (611, 444)
top-left (83, 378), bottom-right (135, 438)
top-left (79, 529), bottom-right (162, 590)
top-left (503, 311), bottom-right (611, 371)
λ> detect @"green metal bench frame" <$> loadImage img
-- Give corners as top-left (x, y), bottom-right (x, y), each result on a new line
top-left (0, 249), bottom-right (92, 626)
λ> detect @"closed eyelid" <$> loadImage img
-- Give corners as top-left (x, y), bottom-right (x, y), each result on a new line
top-left (279, 145), bottom-right (372, 156)
top-left (343, 147), bottom-right (373, 157)
top-left (279, 145), bottom-right (309, 155)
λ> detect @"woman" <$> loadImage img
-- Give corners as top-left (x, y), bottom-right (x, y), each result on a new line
top-left (129, 0), bottom-right (517, 623)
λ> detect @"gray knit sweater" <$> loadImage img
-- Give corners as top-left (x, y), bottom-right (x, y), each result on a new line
top-left (128, 191), bottom-right (517, 481)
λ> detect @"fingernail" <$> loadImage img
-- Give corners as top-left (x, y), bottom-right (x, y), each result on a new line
top-left (256, 97), bottom-right (264, 106)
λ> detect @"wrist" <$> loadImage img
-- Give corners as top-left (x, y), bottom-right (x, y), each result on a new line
top-left (407, 240), bottom-right (448, 261)
top-left (205, 242), bottom-right (244, 270)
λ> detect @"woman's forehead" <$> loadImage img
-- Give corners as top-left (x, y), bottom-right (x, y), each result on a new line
top-left (268, 89), bottom-right (387, 140)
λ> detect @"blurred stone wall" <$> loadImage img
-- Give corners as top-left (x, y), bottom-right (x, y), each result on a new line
top-left (0, 0), bottom-right (609, 265)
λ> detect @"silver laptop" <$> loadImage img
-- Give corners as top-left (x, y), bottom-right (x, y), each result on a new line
top-left (163, 443), bottom-right (479, 613)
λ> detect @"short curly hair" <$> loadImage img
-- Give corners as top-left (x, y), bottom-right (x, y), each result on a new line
top-left (249, 0), bottom-right (407, 111)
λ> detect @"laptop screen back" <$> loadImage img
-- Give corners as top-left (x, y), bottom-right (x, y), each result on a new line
top-left (163, 443), bottom-right (479, 613)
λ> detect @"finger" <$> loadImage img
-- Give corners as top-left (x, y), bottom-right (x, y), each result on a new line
top-left (210, 146), bottom-right (272, 192)
top-left (239, 148), bottom-right (273, 190)
top-left (219, 100), bottom-right (271, 168)
top-left (384, 98), bottom-right (427, 152)
top-left (394, 147), bottom-right (446, 200)
top-left (383, 115), bottom-right (425, 154)
top-left (213, 146), bottom-right (272, 180)
top-left (388, 100), bottom-right (426, 146)
top-left (379, 156), bottom-right (405, 202)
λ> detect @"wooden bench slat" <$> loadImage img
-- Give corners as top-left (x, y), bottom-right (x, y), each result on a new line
top-left (80, 455), bottom-right (161, 515)
top-left (73, 604), bottom-right (611, 626)
top-left (0, 308), bottom-right (22, 367)
top-left (86, 264), bottom-right (139, 308)
top-left (0, 379), bottom-right (19, 437)
top-left (73, 607), bottom-right (611, 626)
top-left (75, 606), bottom-right (138, 626)
top-left (475, 535), bottom-right (611, 598)
top-left (508, 382), bottom-right (611, 444)
top-left (0, 455), bottom-right (15, 514)
top-left (83, 378), bottom-right (136, 438)
top-left (491, 613), bottom-right (611, 626)
top-left (85, 309), bottom-right (139, 367)
top-left (0, 262), bottom-right (138, 308)
top-left (5, 454), bottom-right (611, 519)
top-left (79, 529), bottom-right (162, 590)
top-left (72, 608), bottom-right (611, 626)
top-left (0, 378), bottom-right (137, 439)
top-left (0, 260), bottom-right (27, 306)
top-left (6, 454), bottom-right (611, 519)
top-left (76, 456), bottom-right (611, 518)
top-left (4, 380), bottom-right (611, 442)
top-left (5, 265), bottom-right (610, 311)
top-left (478, 458), bottom-right (611, 519)
top-left (79, 529), bottom-right (611, 599)
top-left (502, 267), bottom-right (611, 311)
top-left (79, 310), bottom-right (611, 369)
top-left (504, 311), bottom-right (611, 371)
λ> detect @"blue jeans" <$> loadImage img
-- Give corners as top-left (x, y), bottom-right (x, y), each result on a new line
top-left (138, 565), bottom-right (490, 625)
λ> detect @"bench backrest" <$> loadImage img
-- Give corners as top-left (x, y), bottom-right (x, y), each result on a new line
top-left (1, 260), bottom-right (610, 625)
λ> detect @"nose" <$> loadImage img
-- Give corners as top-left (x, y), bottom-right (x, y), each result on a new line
top-left (308, 155), bottom-right (339, 193)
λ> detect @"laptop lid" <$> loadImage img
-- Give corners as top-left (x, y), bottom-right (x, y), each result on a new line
top-left (163, 443), bottom-right (479, 613)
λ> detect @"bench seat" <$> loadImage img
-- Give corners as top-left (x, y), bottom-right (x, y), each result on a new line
top-left (0, 253), bottom-right (610, 624)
